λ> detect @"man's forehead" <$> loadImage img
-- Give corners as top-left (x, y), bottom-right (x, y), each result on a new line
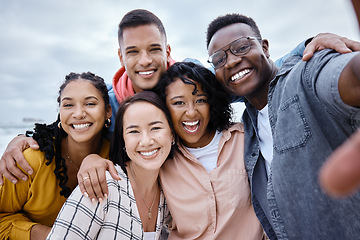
top-left (208, 23), bottom-right (253, 52)
top-left (121, 24), bottom-right (166, 46)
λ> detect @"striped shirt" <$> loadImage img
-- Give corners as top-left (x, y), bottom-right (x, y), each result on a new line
top-left (47, 165), bottom-right (170, 240)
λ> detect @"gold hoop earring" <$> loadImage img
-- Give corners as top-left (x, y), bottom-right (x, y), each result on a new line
top-left (58, 122), bottom-right (62, 129)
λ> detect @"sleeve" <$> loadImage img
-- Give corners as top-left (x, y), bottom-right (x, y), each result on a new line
top-left (313, 51), bottom-right (360, 120)
top-left (46, 187), bottom-right (104, 240)
top-left (0, 213), bottom-right (37, 240)
top-left (0, 149), bottom-right (42, 240)
top-left (274, 40), bottom-right (307, 67)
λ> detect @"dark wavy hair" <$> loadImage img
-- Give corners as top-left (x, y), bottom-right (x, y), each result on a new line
top-left (110, 91), bottom-right (175, 176)
top-left (154, 61), bottom-right (232, 133)
top-left (206, 13), bottom-right (262, 48)
top-left (30, 72), bottom-right (109, 197)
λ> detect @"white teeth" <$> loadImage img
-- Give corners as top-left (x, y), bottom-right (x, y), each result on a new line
top-left (140, 149), bottom-right (158, 156)
top-left (184, 125), bottom-right (199, 133)
top-left (183, 120), bottom-right (199, 126)
top-left (231, 69), bottom-right (250, 81)
top-left (73, 123), bottom-right (90, 130)
top-left (138, 70), bottom-right (155, 75)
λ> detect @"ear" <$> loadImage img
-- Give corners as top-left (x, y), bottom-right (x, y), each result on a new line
top-left (106, 104), bottom-right (112, 120)
top-left (166, 44), bottom-right (171, 62)
top-left (118, 48), bottom-right (124, 67)
top-left (261, 39), bottom-right (270, 58)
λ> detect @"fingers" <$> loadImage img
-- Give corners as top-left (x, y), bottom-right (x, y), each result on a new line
top-left (106, 160), bottom-right (121, 180)
top-left (330, 38), bottom-right (353, 54)
top-left (77, 154), bottom-right (114, 202)
top-left (77, 173), bottom-right (89, 198)
top-left (0, 152), bottom-right (30, 185)
top-left (341, 37), bottom-right (360, 52)
top-left (27, 137), bottom-right (39, 150)
top-left (303, 33), bottom-right (360, 61)
top-left (0, 135), bottom-right (36, 185)
top-left (302, 44), bottom-right (316, 61)
top-left (13, 150), bottom-right (33, 176)
top-left (78, 169), bottom-right (108, 203)
top-left (319, 130), bottom-right (360, 197)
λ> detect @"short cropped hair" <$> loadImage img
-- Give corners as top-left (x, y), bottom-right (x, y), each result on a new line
top-left (206, 13), bottom-right (262, 48)
top-left (118, 9), bottom-right (167, 46)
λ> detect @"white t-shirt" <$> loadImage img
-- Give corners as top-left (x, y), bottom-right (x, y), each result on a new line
top-left (257, 105), bottom-right (273, 178)
top-left (143, 232), bottom-right (156, 240)
top-left (186, 131), bottom-right (223, 172)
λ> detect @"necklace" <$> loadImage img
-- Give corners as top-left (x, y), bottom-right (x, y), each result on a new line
top-left (65, 138), bottom-right (79, 171)
top-left (129, 163), bottom-right (157, 219)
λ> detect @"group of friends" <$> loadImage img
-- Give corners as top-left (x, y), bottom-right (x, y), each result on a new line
top-left (0, 3), bottom-right (360, 240)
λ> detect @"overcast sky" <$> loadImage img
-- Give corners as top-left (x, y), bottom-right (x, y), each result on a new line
top-left (0, 0), bottom-right (358, 126)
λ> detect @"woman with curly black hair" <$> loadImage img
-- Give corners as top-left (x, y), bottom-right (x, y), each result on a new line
top-left (154, 61), bottom-right (264, 239)
top-left (0, 72), bottom-right (112, 239)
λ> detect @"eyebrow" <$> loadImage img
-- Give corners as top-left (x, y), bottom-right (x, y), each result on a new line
top-left (169, 96), bottom-right (183, 101)
top-left (61, 96), bottom-right (98, 102)
top-left (125, 43), bottom-right (163, 51)
top-left (170, 93), bottom-right (207, 101)
top-left (125, 120), bottom-right (164, 130)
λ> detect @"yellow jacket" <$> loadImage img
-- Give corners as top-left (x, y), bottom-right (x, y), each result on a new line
top-left (0, 139), bottom-right (110, 240)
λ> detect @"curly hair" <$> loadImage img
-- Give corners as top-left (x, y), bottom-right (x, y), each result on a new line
top-left (110, 91), bottom-right (175, 175)
top-left (30, 71), bottom-right (109, 197)
top-left (154, 61), bottom-right (232, 133)
top-left (206, 13), bottom-right (262, 48)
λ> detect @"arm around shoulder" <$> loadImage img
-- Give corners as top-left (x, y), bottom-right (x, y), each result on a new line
top-left (0, 134), bottom-right (39, 185)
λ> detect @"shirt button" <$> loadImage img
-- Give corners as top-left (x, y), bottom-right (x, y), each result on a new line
top-left (209, 195), bottom-right (213, 199)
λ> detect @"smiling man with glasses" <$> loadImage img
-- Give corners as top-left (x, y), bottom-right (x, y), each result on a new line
top-left (207, 13), bottom-right (360, 239)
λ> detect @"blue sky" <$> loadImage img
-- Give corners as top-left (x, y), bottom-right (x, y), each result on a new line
top-left (0, 0), bottom-right (358, 126)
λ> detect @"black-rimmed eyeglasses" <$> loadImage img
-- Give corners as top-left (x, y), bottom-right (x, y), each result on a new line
top-left (207, 36), bottom-right (261, 69)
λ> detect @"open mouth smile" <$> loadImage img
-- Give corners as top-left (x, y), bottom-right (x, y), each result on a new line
top-left (183, 120), bottom-right (200, 133)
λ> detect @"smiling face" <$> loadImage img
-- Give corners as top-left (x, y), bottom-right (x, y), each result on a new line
top-left (207, 23), bottom-right (272, 99)
top-left (165, 78), bottom-right (215, 148)
top-left (118, 24), bottom-right (171, 93)
top-left (123, 101), bottom-right (173, 171)
top-left (59, 80), bottom-right (111, 144)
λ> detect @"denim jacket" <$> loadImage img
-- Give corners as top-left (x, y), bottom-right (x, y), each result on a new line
top-left (243, 50), bottom-right (360, 239)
